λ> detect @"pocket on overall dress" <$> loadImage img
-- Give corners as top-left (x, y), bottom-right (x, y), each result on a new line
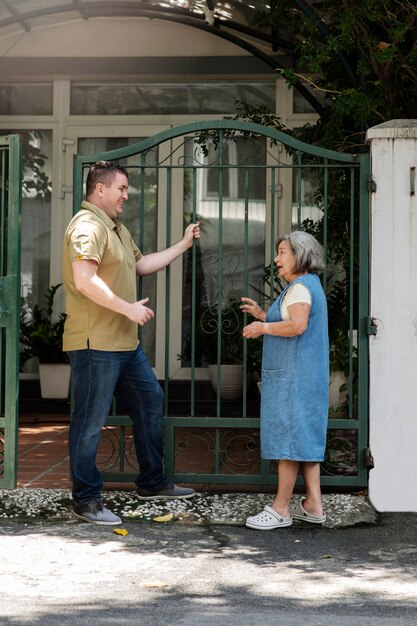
top-left (261, 367), bottom-right (291, 412)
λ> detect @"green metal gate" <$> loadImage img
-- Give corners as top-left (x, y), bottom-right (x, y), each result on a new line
top-left (0, 135), bottom-right (22, 488)
top-left (73, 120), bottom-right (370, 488)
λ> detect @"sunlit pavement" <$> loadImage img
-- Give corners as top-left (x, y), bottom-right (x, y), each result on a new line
top-left (0, 512), bottom-right (416, 625)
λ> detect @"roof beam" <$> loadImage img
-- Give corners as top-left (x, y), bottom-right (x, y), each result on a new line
top-left (1, 0), bottom-right (31, 32)
top-left (71, 0), bottom-right (88, 21)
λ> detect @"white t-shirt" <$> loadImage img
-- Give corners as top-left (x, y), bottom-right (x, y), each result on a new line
top-left (280, 282), bottom-right (311, 321)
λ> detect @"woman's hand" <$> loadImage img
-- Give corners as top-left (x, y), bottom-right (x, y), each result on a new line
top-left (240, 297), bottom-right (266, 321)
top-left (243, 321), bottom-right (265, 339)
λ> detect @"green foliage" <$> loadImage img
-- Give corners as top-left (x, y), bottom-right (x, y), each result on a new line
top-left (330, 329), bottom-right (357, 377)
top-left (195, 100), bottom-right (289, 155)
top-left (0, 129), bottom-right (51, 200)
top-left (21, 131), bottom-right (51, 200)
top-left (20, 284), bottom-right (68, 365)
top-left (257, 0), bottom-right (417, 151)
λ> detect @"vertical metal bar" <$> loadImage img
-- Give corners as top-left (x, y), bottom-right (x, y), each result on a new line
top-left (8, 134), bottom-right (22, 487)
top-left (0, 150), bottom-right (5, 422)
top-left (357, 153), bottom-right (370, 483)
top-left (163, 158), bottom-right (174, 477)
top-left (296, 151), bottom-right (302, 228)
top-left (322, 161), bottom-right (328, 292)
top-left (190, 166), bottom-right (197, 417)
top-left (2, 135), bottom-right (22, 487)
top-left (0, 149), bottom-right (5, 274)
top-left (216, 131), bottom-right (224, 417)
top-left (242, 167), bottom-right (249, 418)
top-left (164, 167), bottom-right (171, 415)
top-left (269, 166), bottom-right (276, 303)
top-left (138, 153), bottom-right (146, 304)
top-left (348, 168), bottom-right (355, 420)
top-left (72, 156), bottom-right (84, 218)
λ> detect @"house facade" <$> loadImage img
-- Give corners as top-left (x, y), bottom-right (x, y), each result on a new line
top-left (1, 2), bottom-right (415, 511)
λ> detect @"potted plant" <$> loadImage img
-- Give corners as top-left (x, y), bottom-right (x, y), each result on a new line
top-left (20, 284), bottom-right (70, 399)
top-left (180, 300), bottom-right (245, 400)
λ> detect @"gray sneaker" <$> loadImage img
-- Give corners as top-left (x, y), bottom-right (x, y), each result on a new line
top-left (73, 499), bottom-right (122, 525)
top-left (136, 481), bottom-right (195, 501)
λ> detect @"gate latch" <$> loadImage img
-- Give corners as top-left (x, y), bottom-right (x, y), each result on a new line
top-left (366, 316), bottom-right (378, 336)
top-left (364, 447), bottom-right (375, 469)
top-left (368, 177), bottom-right (377, 193)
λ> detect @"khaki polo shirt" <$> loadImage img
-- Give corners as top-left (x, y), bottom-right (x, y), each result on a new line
top-left (62, 201), bottom-right (142, 351)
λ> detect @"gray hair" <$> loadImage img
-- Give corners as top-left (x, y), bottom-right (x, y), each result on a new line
top-left (276, 231), bottom-right (325, 275)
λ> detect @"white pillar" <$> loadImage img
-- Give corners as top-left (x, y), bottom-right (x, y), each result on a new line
top-left (367, 120), bottom-right (417, 512)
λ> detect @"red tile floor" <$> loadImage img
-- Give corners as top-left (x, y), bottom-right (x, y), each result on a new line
top-left (16, 415), bottom-right (266, 493)
top-left (18, 415), bottom-right (71, 488)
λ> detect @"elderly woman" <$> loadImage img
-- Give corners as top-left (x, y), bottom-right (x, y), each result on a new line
top-left (241, 231), bottom-right (329, 530)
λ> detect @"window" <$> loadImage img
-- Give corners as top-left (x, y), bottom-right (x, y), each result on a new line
top-left (0, 83), bottom-right (53, 115)
top-left (71, 81), bottom-right (276, 115)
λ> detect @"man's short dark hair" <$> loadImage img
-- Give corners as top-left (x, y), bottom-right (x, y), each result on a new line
top-left (86, 161), bottom-right (128, 197)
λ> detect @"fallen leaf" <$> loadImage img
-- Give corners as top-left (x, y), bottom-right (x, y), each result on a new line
top-left (113, 528), bottom-right (129, 536)
top-left (322, 554), bottom-right (333, 559)
top-left (153, 512), bottom-right (174, 523)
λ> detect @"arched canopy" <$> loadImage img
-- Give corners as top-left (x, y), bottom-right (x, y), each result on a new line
top-left (0, 0), bottom-right (326, 114)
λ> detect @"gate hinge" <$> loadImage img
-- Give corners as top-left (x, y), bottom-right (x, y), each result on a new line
top-left (368, 177), bottom-right (377, 193)
top-left (366, 316), bottom-right (377, 336)
top-left (62, 138), bottom-right (75, 152)
top-left (364, 447), bottom-right (374, 469)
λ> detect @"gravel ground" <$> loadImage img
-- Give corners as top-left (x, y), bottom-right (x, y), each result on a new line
top-left (0, 489), bottom-right (378, 528)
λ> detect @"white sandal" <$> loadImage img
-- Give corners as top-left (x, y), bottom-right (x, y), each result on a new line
top-left (289, 498), bottom-right (326, 524)
top-left (245, 505), bottom-right (293, 530)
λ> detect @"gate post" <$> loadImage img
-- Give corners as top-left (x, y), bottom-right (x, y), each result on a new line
top-left (366, 120), bottom-right (417, 512)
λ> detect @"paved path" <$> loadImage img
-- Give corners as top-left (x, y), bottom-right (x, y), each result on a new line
top-left (0, 511), bottom-right (416, 625)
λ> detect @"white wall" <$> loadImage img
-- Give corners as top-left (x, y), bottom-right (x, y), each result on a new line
top-left (367, 120), bottom-right (417, 512)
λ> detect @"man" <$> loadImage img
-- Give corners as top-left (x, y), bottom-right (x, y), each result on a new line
top-left (62, 160), bottom-right (200, 525)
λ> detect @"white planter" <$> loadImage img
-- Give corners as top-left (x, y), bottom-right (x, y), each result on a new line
top-left (208, 364), bottom-right (243, 400)
top-left (329, 370), bottom-right (348, 408)
top-left (39, 363), bottom-right (71, 399)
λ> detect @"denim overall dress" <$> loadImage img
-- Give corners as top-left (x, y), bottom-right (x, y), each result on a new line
top-left (260, 273), bottom-right (329, 461)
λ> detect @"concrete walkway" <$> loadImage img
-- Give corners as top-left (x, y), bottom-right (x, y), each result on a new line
top-left (0, 506), bottom-right (416, 626)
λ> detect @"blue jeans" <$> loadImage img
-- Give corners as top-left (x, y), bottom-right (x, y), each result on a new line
top-left (67, 345), bottom-right (168, 503)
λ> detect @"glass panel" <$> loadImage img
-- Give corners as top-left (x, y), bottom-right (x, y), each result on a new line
top-left (293, 81), bottom-right (325, 114)
top-left (77, 137), bottom-right (158, 365)
top-left (5, 130), bottom-right (53, 325)
top-left (71, 81), bottom-right (276, 115)
top-left (291, 167), bottom-right (323, 227)
top-left (0, 83), bottom-right (53, 115)
top-left (181, 135), bottom-right (267, 368)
